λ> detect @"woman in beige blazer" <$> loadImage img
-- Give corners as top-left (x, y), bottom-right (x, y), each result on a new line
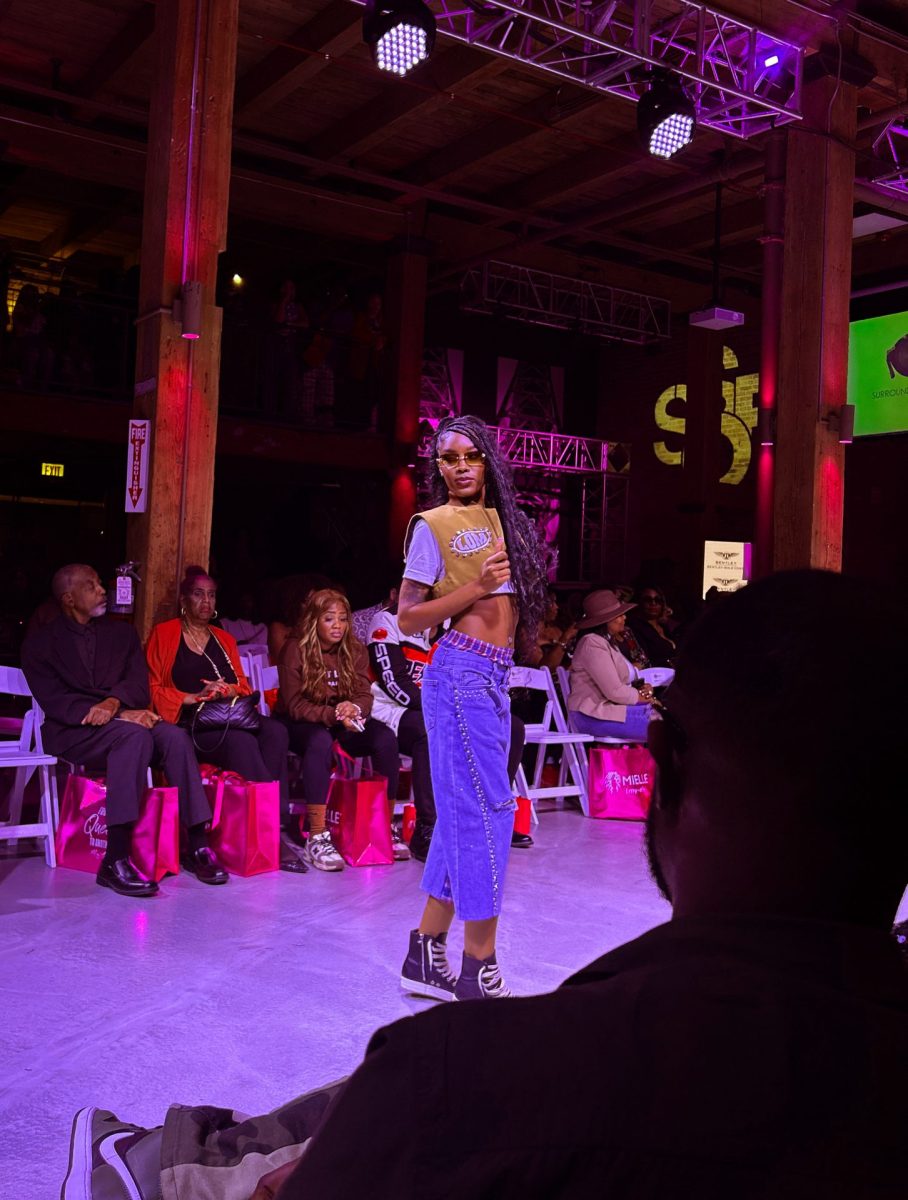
top-left (567, 589), bottom-right (655, 742)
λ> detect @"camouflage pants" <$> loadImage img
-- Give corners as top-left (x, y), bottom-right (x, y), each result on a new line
top-left (160, 1080), bottom-right (346, 1200)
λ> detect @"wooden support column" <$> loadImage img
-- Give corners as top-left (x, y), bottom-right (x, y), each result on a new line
top-left (678, 326), bottom-right (725, 596)
top-left (384, 232), bottom-right (430, 561)
top-left (773, 74), bottom-right (856, 572)
top-left (127, 0), bottom-right (238, 636)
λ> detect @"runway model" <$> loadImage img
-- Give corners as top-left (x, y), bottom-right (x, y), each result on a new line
top-left (398, 415), bottom-right (547, 1001)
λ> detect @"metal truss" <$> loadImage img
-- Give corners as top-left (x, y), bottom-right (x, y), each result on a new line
top-left (348, 0), bottom-right (804, 139)
top-left (497, 360), bottom-right (562, 431)
top-left (462, 261), bottom-right (670, 345)
top-left (872, 120), bottom-right (908, 199)
top-left (420, 347), bottom-right (461, 420)
top-left (418, 418), bottom-right (625, 476)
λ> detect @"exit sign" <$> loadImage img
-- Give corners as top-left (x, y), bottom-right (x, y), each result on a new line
top-left (41, 462), bottom-right (65, 478)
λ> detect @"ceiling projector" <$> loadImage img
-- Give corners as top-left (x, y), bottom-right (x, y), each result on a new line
top-left (689, 306), bottom-right (746, 331)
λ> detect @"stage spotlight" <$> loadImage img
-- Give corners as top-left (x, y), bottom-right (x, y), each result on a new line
top-left (764, 53), bottom-right (780, 68)
top-left (363, 0), bottom-right (435, 77)
top-left (637, 73), bottom-right (696, 159)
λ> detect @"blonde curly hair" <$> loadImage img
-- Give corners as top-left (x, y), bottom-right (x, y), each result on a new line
top-left (295, 588), bottom-right (359, 702)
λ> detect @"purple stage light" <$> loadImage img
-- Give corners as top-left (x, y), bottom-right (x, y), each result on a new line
top-left (375, 22), bottom-right (429, 75)
top-left (364, 0), bottom-right (436, 78)
top-left (648, 112), bottom-right (695, 159)
top-left (637, 72), bottom-right (696, 160)
top-left (764, 53), bottom-right (780, 68)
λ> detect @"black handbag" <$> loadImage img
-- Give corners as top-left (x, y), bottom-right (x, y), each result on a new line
top-left (181, 691), bottom-right (262, 752)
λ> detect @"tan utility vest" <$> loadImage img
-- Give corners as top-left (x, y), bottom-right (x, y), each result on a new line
top-left (405, 504), bottom-right (505, 599)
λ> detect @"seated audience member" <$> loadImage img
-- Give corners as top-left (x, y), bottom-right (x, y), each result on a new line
top-left (21, 564), bottom-right (226, 897)
top-left (567, 589), bottom-right (655, 741)
top-left (627, 583), bottom-right (678, 667)
top-left (367, 605), bottom-right (531, 862)
top-left (267, 573), bottom-right (330, 665)
top-left (536, 588), bottom-right (578, 671)
top-left (351, 579), bottom-right (397, 645)
top-left (144, 569), bottom-right (299, 871)
top-left (277, 588), bottom-right (403, 871)
top-left (219, 589), bottom-right (268, 649)
top-left (62, 570), bottom-right (908, 1200)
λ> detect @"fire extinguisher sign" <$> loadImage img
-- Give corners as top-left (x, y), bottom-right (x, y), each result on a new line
top-left (125, 419), bottom-right (150, 514)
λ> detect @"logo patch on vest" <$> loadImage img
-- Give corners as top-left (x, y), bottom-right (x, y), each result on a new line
top-left (450, 527), bottom-right (493, 556)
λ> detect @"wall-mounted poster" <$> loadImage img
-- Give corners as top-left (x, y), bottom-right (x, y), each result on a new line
top-left (848, 311), bottom-right (908, 436)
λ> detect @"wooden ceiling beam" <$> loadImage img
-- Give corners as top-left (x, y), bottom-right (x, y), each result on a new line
top-left (38, 202), bottom-right (138, 259)
top-left (489, 133), bottom-right (667, 213)
top-left (398, 86), bottom-right (603, 189)
top-left (634, 197), bottom-right (766, 254)
top-left (303, 47), bottom-right (504, 163)
top-left (70, 4), bottom-right (155, 117)
top-left (233, 1), bottom-right (362, 121)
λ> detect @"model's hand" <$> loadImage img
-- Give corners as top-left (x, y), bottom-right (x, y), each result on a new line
top-left (118, 709), bottom-right (161, 729)
top-left (335, 701), bottom-right (360, 722)
top-left (81, 698), bottom-right (119, 726)
top-left (479, 539), bottom-right (511, 593)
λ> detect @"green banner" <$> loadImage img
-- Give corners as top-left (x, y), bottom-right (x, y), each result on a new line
top-left (848, 312), bottom-right (908, 436)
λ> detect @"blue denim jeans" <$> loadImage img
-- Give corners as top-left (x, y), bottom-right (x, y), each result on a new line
top-left (420, 637), bottom-right (515, 921)
top-left (570, 704), bottom-right (653, 742)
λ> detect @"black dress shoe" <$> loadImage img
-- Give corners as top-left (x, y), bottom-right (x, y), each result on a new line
top-left (280, 856), bottom-right (309, 874)
top-left (180, 846), bottom-right (229, 885)
top-left (511, 832), bottom-right (534, 848)
top-left (96, 858), bottom-right (159, 898)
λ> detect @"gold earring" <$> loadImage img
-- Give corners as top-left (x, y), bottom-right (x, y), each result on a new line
top-left (180, 605), bottom-right (186, 617)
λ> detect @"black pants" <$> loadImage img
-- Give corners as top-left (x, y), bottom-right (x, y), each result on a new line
top-left (190, 716), bottom-right (290, 814)
top-left (395, 709), bottom-right (525, 826)
top-left (49, 719), bottom-right (211, 828)
top-left (284, 717), bottom-right (400, 807)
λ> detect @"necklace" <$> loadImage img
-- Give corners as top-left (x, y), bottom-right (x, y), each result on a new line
top-left (182, 622), bottom-right (225, 681)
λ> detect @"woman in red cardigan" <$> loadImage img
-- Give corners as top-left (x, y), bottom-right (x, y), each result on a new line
top-left (146, 569), bottom-right (296, 863)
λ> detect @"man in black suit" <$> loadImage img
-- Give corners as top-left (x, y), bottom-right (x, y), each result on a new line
top-left (22, 563), bottom-right (227, 897)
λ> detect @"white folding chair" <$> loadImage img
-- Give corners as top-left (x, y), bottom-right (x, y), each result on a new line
top-left (0, 666), bottom-right (60, 867)
top-left (555, 664), bottom-right (641, 792)
top-left (509, 666), bottom-right (593, 818)
top-left (254, 662), bottom-right (278, 716)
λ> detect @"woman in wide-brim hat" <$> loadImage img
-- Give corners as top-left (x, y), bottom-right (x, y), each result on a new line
top-left (566, 589), bottom-right (655, 742)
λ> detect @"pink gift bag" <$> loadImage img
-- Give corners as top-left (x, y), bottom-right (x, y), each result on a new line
top-left (202, 767), bottom-right (280, 877)
top-left (588, 746), bottom-right (655, 821)
top-left (327, 774), bottom-right (393, 867)
top-left (55, 775), bottom-right (179, 880)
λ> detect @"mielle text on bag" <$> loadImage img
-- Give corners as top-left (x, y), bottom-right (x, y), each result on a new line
top-left (326, 773), bottom-right (394, 867)
top-left (587, 746), bottom-right (655, 820)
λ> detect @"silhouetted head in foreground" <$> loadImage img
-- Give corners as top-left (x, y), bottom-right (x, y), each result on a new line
top-left (646, 570), bottom-right (908, 930)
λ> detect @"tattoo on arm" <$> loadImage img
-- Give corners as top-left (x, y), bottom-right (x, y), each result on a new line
top-left (398, 579), bottom-right (431, 611)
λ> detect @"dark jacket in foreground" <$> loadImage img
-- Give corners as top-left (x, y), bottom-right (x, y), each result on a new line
top-left (21, 614), bottom-right (149, 753)
top-left (286, 914), bottom-right (907, 1198)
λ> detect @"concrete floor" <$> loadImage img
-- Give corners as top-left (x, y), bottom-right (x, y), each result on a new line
top-left (7, 810), bottom-right (903, 1199)
top-left (1, 810), bottom-right (668, 1197)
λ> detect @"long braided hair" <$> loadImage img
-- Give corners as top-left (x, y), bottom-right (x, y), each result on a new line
top-left (296, 589), bottom-right (359, 701)
top-left (427, 416), bottom-right (548, 644)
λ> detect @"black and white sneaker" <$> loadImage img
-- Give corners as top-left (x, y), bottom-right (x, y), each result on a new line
top-left (61, 1106), bottom-right (159, 1200)
top-left (303, 831), bottom-right (344, 872)
top-left (400, 929), bottom-right (457, 1001)
top-left (454, 952), bottom-right (513, 1001)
